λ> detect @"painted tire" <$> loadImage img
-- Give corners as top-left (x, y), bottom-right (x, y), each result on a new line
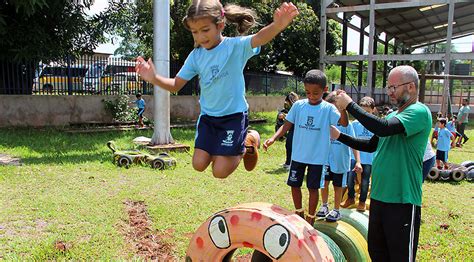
top-left (186, 202), bottom-right (334, 261)
top-left (427, 167), bottom-right (440, 180)
top-left (460, 161), bottom-right (474, 168)
top-left (317, 230), bottom-right (346, 262)
top-left (439, 170), bottom-right (451, 181)
top-left (117, 155), bottom-right (132, 168)
top-left (313, 220), bottom-right (370, 262)
top-left (339, 209), bottom-right (369, 241)
top-left (151, 159), bottom-right (165, 170)
top-left (452, 169), bottom-right (465, 182)
top-left (467, 169), bottom-right (474, 181)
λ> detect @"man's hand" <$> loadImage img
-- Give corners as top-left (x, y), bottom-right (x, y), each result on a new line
top-left (335, 89), bottom-right (353, 110)
top-left (273, 2), bottom-right (299, 31)
top-left (353, 162), bottom-right (363, 174)
top-left (330, 125), bottom-right (341, 140)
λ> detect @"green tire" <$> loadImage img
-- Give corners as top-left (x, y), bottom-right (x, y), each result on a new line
top-left (314, 220), bottom-right (370, 262)
top-left (339, 209), bottom-right (369, 241)
top-left (317, 230), bottom-right (346, 262)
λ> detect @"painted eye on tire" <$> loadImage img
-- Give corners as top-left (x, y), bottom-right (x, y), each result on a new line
top-left (263, 224), bottom-right (290, 259)
top-left (208, 215), bottom-right (230, 249)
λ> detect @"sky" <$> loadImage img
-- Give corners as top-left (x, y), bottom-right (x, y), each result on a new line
top-left (89, 1), bottom-right (473, 55)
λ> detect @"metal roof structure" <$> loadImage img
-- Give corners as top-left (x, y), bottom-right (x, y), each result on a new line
top-left (319, 0), bottom-right (474, 113)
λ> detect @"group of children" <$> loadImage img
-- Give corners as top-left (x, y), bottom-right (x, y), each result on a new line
top-left (264, 70), bottom-right (375, 224)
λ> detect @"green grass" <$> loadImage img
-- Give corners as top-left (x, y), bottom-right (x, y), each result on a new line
top-left (0, 112), bottom-right (472, 260)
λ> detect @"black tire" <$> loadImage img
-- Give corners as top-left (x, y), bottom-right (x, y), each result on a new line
top-left (427, 167), bottom-right (440, 180)
top-left (439, 170), bottom-right (451, 181)
top-left (467, 169), bottom-right (474, 181)
top-left (151, 159), bottom-right (165, 170)
top-left (117, 155), bottom-right (132, 168)
top-left (460, 161), bottom-right (474, 168)
top-left (452, 169), bottom-right (465, 182)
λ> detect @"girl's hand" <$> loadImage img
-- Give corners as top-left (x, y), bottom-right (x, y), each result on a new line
top-left (353, 162), bottom-right (363, 174)
top-left (263, 138), bottom-right (275, 151)
top-left (273, 2), bottom-right (299, 31)
top-left (135, 56), bottom-right (156, 83)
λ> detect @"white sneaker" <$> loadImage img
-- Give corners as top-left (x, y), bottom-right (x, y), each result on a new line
top-left (316, 205), bottom-right (329, 217)
top-left (326, 209), bottom-right (342, 222)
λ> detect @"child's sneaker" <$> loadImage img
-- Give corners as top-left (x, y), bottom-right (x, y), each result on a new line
top-left (316, 205), bottom-right (329, 217)
top-left (243, 130), bottom-right (260, 171)
top-left (282, 163), bottom-right (290, 170)
top-left (326, 209), bottom-right (341, 222)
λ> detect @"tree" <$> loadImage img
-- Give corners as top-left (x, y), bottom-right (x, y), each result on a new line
top-left (0, 0), bottom-right (125, 94)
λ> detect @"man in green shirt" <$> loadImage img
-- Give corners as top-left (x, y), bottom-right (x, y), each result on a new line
top-left (331, 65), bottom-right (432, 261)
top-left (456, 98), bottom-right (470, 146)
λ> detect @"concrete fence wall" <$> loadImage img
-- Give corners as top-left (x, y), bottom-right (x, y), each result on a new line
top-left (0, 95), bottom-right (284, 127)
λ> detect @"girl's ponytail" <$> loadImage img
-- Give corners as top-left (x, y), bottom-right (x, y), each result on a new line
top-left (223, 4), bottom-right (258, 35)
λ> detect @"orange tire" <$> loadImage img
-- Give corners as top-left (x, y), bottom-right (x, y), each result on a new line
top-left (186, 202), bottom-right (334, 261)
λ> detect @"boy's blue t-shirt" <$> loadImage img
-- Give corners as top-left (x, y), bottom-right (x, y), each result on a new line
top-left (285, 99), bottom-right (340, 165)
top-left (329, 123), bottom-right (355, 173)
top-left (136, 99), bottom-right (145, 109)
top-left (446, 121), bottom-right (456, 132)
top-left (177, 35), bottom-right (260, 117)
top-left (437, 128), bottom-right (453, 151)
top-left (352, 120), bottom-right (374, 165)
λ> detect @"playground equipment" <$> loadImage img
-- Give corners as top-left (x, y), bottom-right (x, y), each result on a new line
top-left (427, 161), bottom-right (472, 182)
top-left (186, 202), bottom-right (333, 261)
top-left (187, 203), bottom-right (373, 261)
top-left (106, 141), bottom-right (176, 170)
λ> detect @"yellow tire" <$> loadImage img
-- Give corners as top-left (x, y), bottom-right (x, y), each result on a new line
top-left (339, 209), bottom-right (369, 241)
top-left (314, 220), bottom-right (370, 262)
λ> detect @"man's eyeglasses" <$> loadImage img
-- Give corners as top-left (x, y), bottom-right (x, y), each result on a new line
top-left (385, 81), bottom-right (413, 92)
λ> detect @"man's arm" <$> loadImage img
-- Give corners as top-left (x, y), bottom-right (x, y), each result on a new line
top-left (330, 125), bottom-right (379, 152)
top-left (346, 102), bottom-right (405, 137)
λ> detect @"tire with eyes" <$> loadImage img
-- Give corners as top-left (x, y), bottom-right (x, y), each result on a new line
top-left (451, 169), bottom-right (465, 182)
top-left (427, 167), bottom-right (440, 180)
top-left (185, 202), bottom-right (334, 261)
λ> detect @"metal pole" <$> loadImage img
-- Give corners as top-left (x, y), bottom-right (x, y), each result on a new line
top-left (367, 0), bottom-right (375, 97)
top-left (442, 0), bottom-right (455, 116)
top-left (319, 0), bottom-right (328, 71)
top-left (152, 0), bottom-right (174, 145)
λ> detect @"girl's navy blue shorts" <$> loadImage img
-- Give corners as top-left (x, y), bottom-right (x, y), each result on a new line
top-left (195, 112), bottom-right (248, 156)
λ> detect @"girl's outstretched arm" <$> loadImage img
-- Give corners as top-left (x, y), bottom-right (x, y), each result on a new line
top-left (136, 56), bottom-right (187, 93)
top-left (251, 2), bottom-right (299, 48)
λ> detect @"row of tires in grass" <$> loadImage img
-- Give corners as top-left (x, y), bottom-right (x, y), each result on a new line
top-left (427, 161), bottom-right (474, 181)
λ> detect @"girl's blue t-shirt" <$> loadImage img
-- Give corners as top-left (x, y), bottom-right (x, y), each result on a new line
top-left (136, 99), bottom-right (145, 109)
top-left (446, 121), bottom-right (456, 132)
top-left (177, 35), bottom-right (260, 117)
top-left (352, 120), bottom-right (374, 165)
top-left (329, 123), bottom-right (355, 174)
top-left (285, 99), bottom-right (340, 165)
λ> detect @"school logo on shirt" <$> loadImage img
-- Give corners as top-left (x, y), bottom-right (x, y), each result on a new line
top-left (222, 130), bottom-right (234, 146)
top-left (298, 116), bottom-right (321, 131)
top-left (306, 116), bottom-right (314, 127)
top-left (210, 65), bottom-right (220, 81)
top-left (361, 127), bottom-right (371, 137)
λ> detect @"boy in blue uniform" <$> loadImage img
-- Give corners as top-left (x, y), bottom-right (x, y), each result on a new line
top-left (135, 93), bottom-right (146, 128)
top-left (318, 92), bottom-right (362, 222)
top-left (341, 96), bottom-right (375, 211)
top-left (264, 70), bottom-right (348, 225)
top-left (436, 118), bottom-right (454, 170)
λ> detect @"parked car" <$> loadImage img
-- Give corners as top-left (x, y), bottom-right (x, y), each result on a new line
top-left (83, 58), bottom-right (136, 94)
top-left (108, 72), bottom-right (144, 94)
top-left (33, 65), bottom-right (88, 93)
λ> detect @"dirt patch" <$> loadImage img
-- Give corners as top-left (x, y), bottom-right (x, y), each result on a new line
top-left (122, 200), bottom-right (176, 261)
top-left (0, 154), bottom-right (21, 166)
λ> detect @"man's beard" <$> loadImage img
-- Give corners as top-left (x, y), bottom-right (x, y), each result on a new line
top-left (390, 88), bottom-right (411, 108)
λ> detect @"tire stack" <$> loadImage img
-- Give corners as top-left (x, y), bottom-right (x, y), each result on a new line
top-left (313, 209), bottom-right (371, 262)
top-left (427, 161), bottom-right (473, 182)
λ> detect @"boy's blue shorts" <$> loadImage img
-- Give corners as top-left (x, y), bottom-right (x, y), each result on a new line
top-left (325, 166), bottom-right (348, 188)
top-left (287, 161), bottom-right (325, 189)
top-left (195, 112), bottom-right (248, 156)
top-left (436, 150), bottom-right (448, 162)
top-left (137, 108), bottom-right (145, 117)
